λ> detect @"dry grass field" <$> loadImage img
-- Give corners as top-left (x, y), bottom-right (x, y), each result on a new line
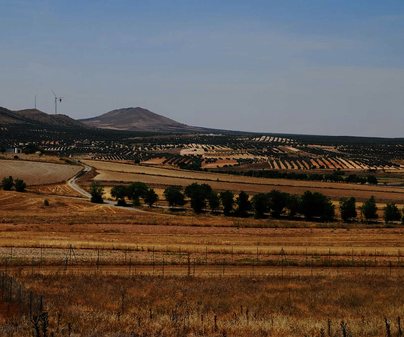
top-left (0, 161), bottom-right (402, 337)
top-left (2, 273), bottom-right (402, 337)
top-left (0, 159), bottom-right (81, 185)
top-left (83, 159), bottom-right (404, 203)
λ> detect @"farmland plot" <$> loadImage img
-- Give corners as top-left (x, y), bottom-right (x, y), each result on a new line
top-left (0, 159), bottom-right (81, 185)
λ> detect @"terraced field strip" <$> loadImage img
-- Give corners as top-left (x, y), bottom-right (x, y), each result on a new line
top-left (326, 158), bottom-right (339, 169)
top-left (272, 160), bottom-right (280, 169)
top-left (309, 159), bottom-right (320, 168)
top-left (335, 157), bottom-right (350, 169)
top-left (85, 161), bottom-right (404, 202)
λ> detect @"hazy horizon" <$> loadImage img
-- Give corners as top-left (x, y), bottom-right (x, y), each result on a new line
top-left (1, 0), bottom-right (404, 137)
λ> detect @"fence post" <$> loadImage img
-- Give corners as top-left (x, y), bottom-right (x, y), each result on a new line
top-left (187, 253), bottom-right (191, 277)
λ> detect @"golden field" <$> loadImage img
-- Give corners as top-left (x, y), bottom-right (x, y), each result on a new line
top-left (0, 158), bottom-right (402, 337)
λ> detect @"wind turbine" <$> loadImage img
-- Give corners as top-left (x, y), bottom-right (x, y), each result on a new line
top-left (51, 90), bottom-right (63, 115)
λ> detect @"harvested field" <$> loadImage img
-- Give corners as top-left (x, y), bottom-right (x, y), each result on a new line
top-left (29, 183), bottom-right (82, 197)
top-left (0, 190), bottom-right (130, 221)
top-left (0, 159), bottom-right (80, 185)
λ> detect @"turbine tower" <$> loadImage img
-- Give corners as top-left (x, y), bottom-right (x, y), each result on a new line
top-left (51, 90), bottom-right (63, 115)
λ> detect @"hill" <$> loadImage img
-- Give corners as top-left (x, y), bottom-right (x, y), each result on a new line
top-left (0, 107), bottom-right (27, 125)
top-left (0, 107), bottom-right (88, 129)
top-left (80, 107), bottom-right (209, 132)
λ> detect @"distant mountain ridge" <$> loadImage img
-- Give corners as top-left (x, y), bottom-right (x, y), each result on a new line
top-left (80, 107), bottom-right (208, 132)
top-left (0, 107), bottom-right (87, 129)
top-left (1, 106), bottom-right (403, 140)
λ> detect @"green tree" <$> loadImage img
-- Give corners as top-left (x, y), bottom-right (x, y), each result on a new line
top-left (220, 191), bottom-right (234, 216)
top-left (402, 208), bottom-right (404, 224)
top-left (235, 191), bottom-right (251, 217)
top-left (366, 175), bottom-right (378, 185)
top-left (143, 188), bottom-right (159, 207)
top-left (14, 178), bottom-right (26, 192)
top-left (300, 191), bottom-right (335, 221)
top-left (90, 182), bottom-right (104, 204)
top-left (322, 201), bottom-right (335, 221)
top-left (383, 203), bottom-right (401, 224)
top-left (164, 186), bottom-right (186, 208)
top-left (207, 191), bottom-right (220, 213)
top-left (339, 197), bottom-right (357, 222)
top-left (185, 183), bottom-right (212, 213)
top-left (127, 182), bottom-right (149, 206)
top-left (1, 176), bottom-right (14, 191)
top-left (361, 196), bottom-right (378, 222)
top-left (111, 185), bottom-right (127, 206)
top-left (23, 143), bottom-right (41, 154)
top-left (251, 193), bottom-right (268, 218)
top-left (268, 190), bottom-right (289, 218)
top-left (286, 194), bottom-right (300, 217)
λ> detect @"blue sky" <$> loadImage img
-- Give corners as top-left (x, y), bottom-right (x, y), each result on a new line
top-left (1, 0), bottom-right (404, 137)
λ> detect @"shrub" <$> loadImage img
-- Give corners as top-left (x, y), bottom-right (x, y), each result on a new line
top-left (1, 176), bottom-right (14, 191)
top-left (22, 143), bottom-right (41, 154)
top-left (220, 191), bottom-right (234, 216)
top-left (164, 186), bottom-right (186, 208)
top-left (340, 197), bottom-right (357, 222)
top-left (286, 194), bottom-right (300, 217)
top-left (366, 175), bottom-right (378, 185)
top-left (235, 191), bottom-right (251, 217)
top-left (251, 193), bottom-right (268, 218)
top-left (14, 178), bottom-right (26, 192)
top-left (207, 191), bottom-right (220, 212)
top-left (90, 182), bottom-right (104, 204)
top-left (144, 188), bottom-right (159, 207)
top-left (383, 203), bottom-right (401, 224)
top-left (116, 199), bottom-right (127, 207)
top-left (361, 196), bottom-right (378, 222)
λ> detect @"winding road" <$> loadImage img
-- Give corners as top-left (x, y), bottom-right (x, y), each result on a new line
top-left (67, 163), bottom-right (92, 199)
top-left (67, 162), bottom-right (149, 213)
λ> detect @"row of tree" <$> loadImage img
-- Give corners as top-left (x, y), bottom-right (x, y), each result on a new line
top-left (1, 176), bottom-right (26, 192)
top-left (90, 181), bottom-right (158, 207)
top-left (223, 169), bottom-right (378, 185)
top-left (167, 185), bottom-right (336, 220)
top-left (89, 181), bottom-right (403, 223)
top-left (340, 196), bottom-right (403, 224)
